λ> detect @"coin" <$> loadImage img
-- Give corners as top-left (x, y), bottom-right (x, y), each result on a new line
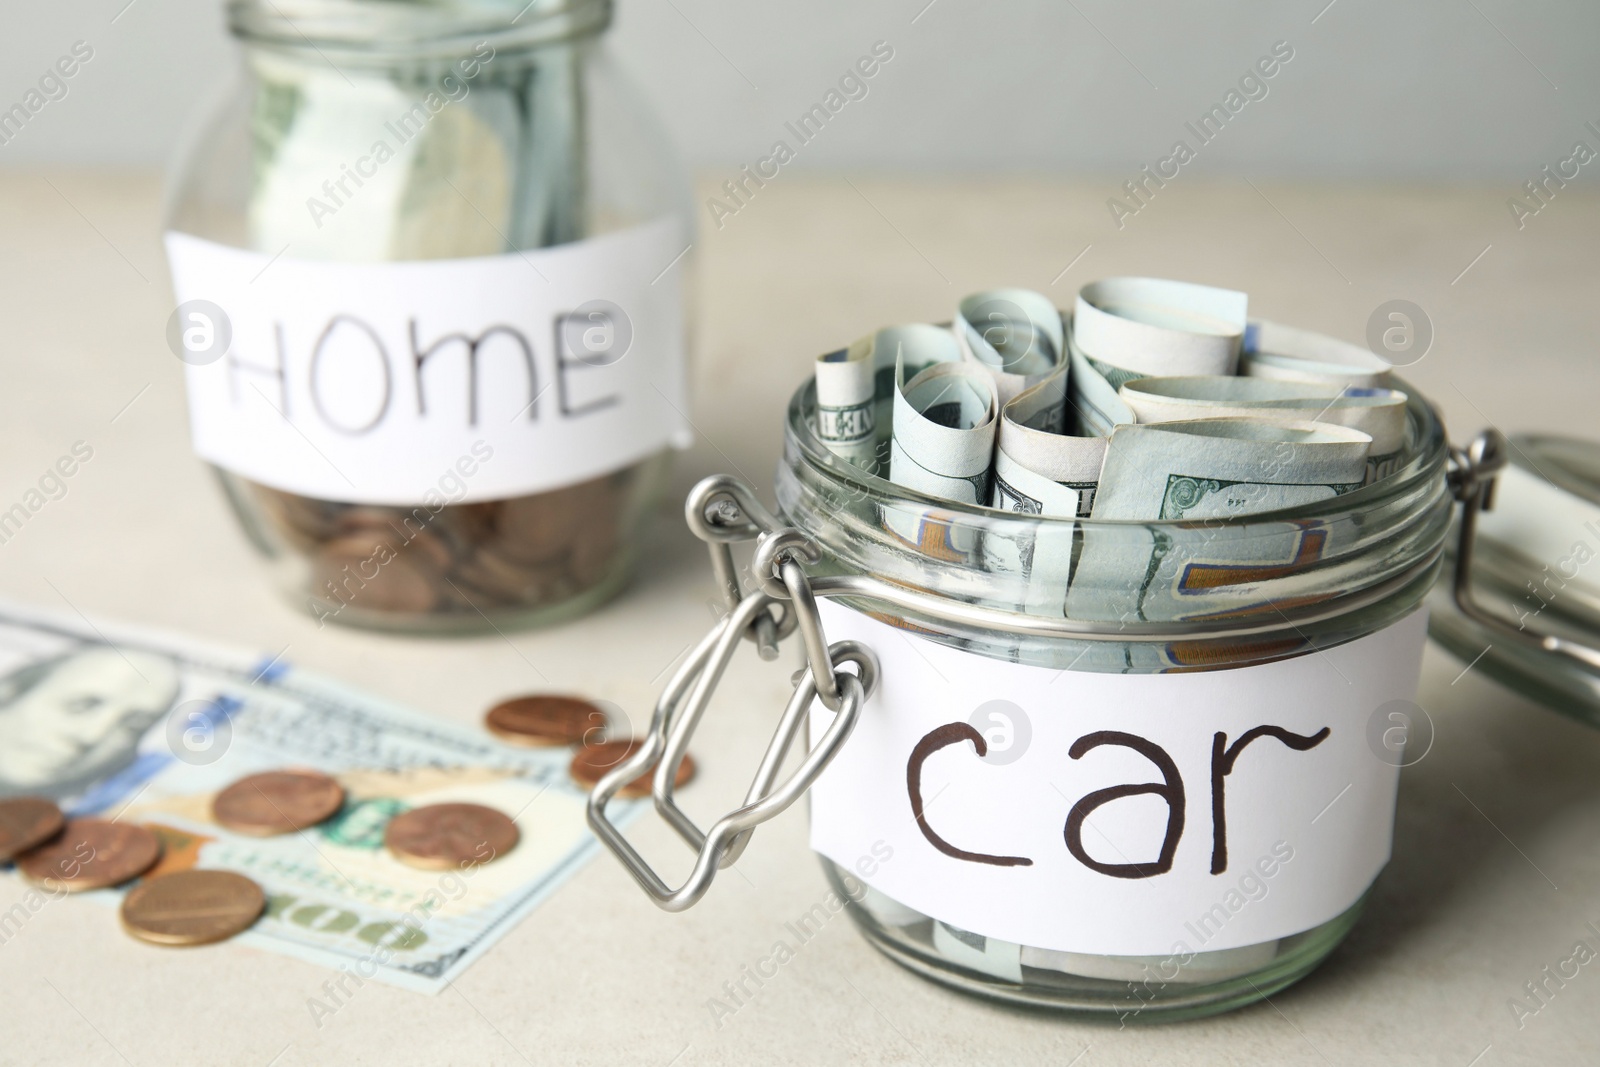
top-left (570, 739), bottom-right (697, 799)
top-left (15, 819), bottom-right (162, 892)
top-left (492, 474), bottom-right (615, 566)
top-left (120, 869), bottom-right (266, 946)
top-left (570, 523), bottom-right (622, 587)
top-left (313, 533), bottom-right (442, 615)
top-left (213, 769), bottom-right (345, 836)
top-left (384, 803), bottom-right (519, 870)
top-left (0, 796), bottom-right (65, 862)
top-left (455, 548), bottom-right (552, 605)
top-left (485, 695), bottom-right (608, 747)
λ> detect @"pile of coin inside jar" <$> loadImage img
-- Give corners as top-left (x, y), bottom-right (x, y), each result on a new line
top-left (248, 468), bottom-right (636, 620)
top-left (0, 771), bottom-right (522, 948)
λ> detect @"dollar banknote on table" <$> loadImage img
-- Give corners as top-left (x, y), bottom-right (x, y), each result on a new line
top-left (0, 599), bottom-right (637, 992)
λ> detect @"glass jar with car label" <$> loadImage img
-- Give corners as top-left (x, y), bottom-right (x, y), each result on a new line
top-left (579, 281), bottom-right (1495, 1019)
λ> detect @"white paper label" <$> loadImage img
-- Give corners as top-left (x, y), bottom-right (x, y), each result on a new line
top-left (165, 219), bottom-right (691, 504)
top-left (809, 602), bottom-right (1427, 956)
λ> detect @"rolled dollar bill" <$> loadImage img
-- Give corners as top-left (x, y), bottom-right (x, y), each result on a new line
top-left (1091, 417), bottom-right (1372, 522)
top-left (247, 55), bottom-right (519, 261)
top-left (1068, 277), bottom-right (1250, 438)
top-left (1072, 277), bottom-right (1250, 378)
top-left (1119, 376), bottom-right (1407, 483)
top-left (1240, 319), bottom-right (1392, 388)
top-left (1068, 418), bottom-right (1373, 625)
top-left (249, 62), bottom-right (425, 259)
top-left (1020, 940), bottom-right (1279, 984)
top-left (815, 338), bottom-right (880, 477)
top-left (991, 373), bottom-right (1098, 519)
top-left (932, 922), bottom-right (1023, 983)
top-left (815, 324), bottom-right (951, 470)
top-left (889, 352), bottom-right (999, 505)
top-left (985, 372), bottom-right (1088, 615)
top-left (955, 288), bottom-right (1066, 406)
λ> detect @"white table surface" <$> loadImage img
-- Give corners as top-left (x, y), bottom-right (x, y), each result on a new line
top-left (1, 170), bottom-right (1598, 1066)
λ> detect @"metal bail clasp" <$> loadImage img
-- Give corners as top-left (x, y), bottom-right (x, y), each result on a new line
top-left (686, 474), bottom-right (794, 660)
top-left (585, 476), bottom-right (881, 912)
top-left (1449, 428), bottom-right (1600, 671)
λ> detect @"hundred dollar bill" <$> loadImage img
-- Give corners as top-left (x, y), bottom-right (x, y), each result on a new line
top-left (1091, 418), bottom-right (1371, 521)
top-left (815, 324), bottom-right (949, 473)
top-left (980, 372), bottom-right (1084, 616)
top-left (1020, 940), bottom-right (1279, 983)
top-left (889, 354), bottom-right (1000, 505)
top-left (1067, 419), bottom-right (1372, 625)
top-left (820, 287), bottom-right (1065, 478)
top-left (1240, 319), bottom-right (1393, 388)
top-left (1068, 277), bottom-right (1250, 438)
top-left (249, 57), bottom-right (513, 261)
top-left (814, 336), bottom-right (879, 454)
top-left (933, 921), bottom-right (1023, 982)
top-left (974, 276), bottom-right (1254, 516)
top-left (954, 288), bottom-right (1066, 405)
top-left (991, 373), bottom-right (1092, 519)
top-left (0, 599), bottom-right (636, 993)
top-left (247, 40), bottom-right (580, 261)
top-left (1119, 376), bottom-right (1408, 483)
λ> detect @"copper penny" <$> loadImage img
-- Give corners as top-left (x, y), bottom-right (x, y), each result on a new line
top-left (492, 484), bottom-right (588, 565)
top-left (15, 819), bottom-right (161, 892)
top-left (383, 803), bottom-right (519, 870)
top-left (570, 739), bottom-right (696, 799)
top-left (313, 534), bottom-right (441, 615)
top-left (454, 548), bottom-right (548, 604)
top-left (0, 797), bottom-right (65, 863)
top-left (120, 869), bottom-right (266, 946)
top-left (212, 770), bottom-right (345, 836)
top-left (485, 695), bottom-right (608, 748)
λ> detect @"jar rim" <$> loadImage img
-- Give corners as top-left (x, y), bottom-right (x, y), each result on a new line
top-left (227, 0), bottom-right (611, 61)
top-left (778, 375), bottom-right (1452, 666)
top-left (783, 374), bottom-right (1449, 531)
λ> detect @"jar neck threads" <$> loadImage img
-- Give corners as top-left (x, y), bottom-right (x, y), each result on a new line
top-left (227, 0), bottom-right (611, 66)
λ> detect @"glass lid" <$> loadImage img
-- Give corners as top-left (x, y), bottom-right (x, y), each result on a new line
top-left (1429, 433), bottom-right (1600, 726)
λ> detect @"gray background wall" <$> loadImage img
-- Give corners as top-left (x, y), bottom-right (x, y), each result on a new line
top-left (1, 0), bottom-right (1596, 181)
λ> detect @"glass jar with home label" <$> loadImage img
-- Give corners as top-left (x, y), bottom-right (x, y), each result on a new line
top-left (165, 0), bottom-right (692, 632)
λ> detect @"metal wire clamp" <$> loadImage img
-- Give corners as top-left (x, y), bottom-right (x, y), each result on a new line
top-left (585, 477), bottom-right (882, 912)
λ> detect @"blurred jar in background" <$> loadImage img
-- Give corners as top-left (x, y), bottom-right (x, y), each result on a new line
top-left (165, 0), bottom-right (693, 633)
